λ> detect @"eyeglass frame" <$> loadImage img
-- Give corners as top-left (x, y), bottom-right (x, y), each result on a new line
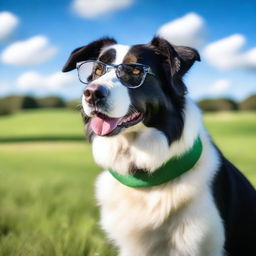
top-left (76, 60), bottom-right (156, 89)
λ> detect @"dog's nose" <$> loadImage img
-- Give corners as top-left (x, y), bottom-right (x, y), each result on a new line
top-left (84, 84), bottom-right (109, 105)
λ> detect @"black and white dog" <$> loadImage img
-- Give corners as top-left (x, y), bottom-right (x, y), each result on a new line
top-left (63, 37), bottom-right (256, 256)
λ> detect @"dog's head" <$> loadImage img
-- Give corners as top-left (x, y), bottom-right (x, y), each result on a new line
top-left (63, 37), bottom-right (200, 144)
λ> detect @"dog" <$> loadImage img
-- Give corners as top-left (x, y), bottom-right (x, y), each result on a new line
top-left (62, 37), bottom-right (256, 256)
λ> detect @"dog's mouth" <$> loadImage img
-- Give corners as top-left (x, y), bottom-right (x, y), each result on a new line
top-left (89, 109), bottom-right (144, 136)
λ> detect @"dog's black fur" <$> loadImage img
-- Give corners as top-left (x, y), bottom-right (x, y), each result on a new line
top-left (213, 152), bottom-right (256, 256)
top-left (63, 37), bottom-right (256, 256)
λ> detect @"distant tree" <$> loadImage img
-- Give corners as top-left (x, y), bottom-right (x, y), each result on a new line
top-left (239, 94), bottom-right (256, 110)
top-left (0, 95), bottom-right (24, 115)
top-left (66, 99), bottom-right (81, 111)
top-left (37, 96), bottom-right (66, 108)
top-left (21, 96), bottom-right (39, 109)
top-left (197, 98), bottom-right (238, 112)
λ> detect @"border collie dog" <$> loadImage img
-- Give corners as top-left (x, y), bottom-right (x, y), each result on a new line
top-left (63, 37), bottom-right (256, 256)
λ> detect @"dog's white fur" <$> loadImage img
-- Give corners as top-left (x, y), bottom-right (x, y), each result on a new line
top-left (82, 44), bottom-right (131, 119)
top-left (83, 45), bottom-right (225, 256)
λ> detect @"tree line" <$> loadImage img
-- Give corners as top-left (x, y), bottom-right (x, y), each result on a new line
top-left (0, 95), bottom-right (80, 115)
top-left (197, 95), bottom-right (256, 112)
top-left (0, 94), bottom-right (255, 116)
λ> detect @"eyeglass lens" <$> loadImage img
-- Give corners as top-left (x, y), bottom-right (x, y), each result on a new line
top-left (78, 61), bottom-right (146, 88)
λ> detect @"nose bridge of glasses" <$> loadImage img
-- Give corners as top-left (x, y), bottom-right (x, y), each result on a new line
top-left (101, 63), bottom-right (121, 80)
top-left (105, 64), bottom-right (115, 73)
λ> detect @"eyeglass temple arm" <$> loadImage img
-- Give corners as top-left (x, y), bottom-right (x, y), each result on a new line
top-left (147, 68), bottom-right (156, 76)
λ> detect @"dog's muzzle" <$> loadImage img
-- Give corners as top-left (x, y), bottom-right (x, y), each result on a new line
top-left (83, 83), bottom-right (109, 106)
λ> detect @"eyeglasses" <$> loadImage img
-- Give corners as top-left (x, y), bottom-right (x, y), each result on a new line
top-left (76, 60), bottom-right (156, 88)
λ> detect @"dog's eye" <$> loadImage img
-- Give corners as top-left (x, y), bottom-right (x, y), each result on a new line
top-left (132, 68), bottom-right (141, 75)
top-left (95, 68), bottom-right (103, 76)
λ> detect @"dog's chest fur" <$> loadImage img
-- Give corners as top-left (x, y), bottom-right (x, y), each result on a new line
top-left (95, 157), bottom-right (224, 256)
top-left (94, 101), bottom-right (225, 256)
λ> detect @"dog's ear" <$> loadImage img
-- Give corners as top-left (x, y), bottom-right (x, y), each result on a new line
top-left (150, 37), bottom-right (200, 76)
top-left (150, 37), bottom-right (200, 95)
top-left (173, 45), bottom-right (200, 76)
top-left (62, 37), bottom-right (117, 72)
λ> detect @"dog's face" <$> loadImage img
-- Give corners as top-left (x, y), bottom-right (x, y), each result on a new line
top-left (63, 37), bottom-right (200, 144)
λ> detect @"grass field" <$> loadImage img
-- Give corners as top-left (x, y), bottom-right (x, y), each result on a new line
top-left (0, 110), bottom-right (255, 256)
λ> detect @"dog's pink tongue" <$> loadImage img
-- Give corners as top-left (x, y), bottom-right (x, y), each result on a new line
top-left (91, 116), bottom-right (120, 136)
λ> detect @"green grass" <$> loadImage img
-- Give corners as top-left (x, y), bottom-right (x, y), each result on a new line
top-left (0, 110), bottom-right (84, 142)
top-left (0, 142), bottom-right (116, 256)
top-left (0, 110), bottom-right (255, 256)
top-left (203, 112), bottom-right (256, 185)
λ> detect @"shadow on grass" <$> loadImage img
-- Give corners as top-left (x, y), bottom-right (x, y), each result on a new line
top-left (0, 136), bottom-right (85, 143)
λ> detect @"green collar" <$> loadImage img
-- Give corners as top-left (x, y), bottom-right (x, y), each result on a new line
top-left (108, 136), bottom-right (203, 188)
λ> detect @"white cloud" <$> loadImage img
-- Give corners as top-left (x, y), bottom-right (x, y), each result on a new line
top-left (72, 0), bottom-right (133, 19)
top-left (0, 11), bottom-right (19, 40)
top-left (0, 72), bottom-right (80, 98)
top-left (203, 34), bottom-right (256, 70)
top-left (1, 36), bottom-right (57, 66)
top-left (157, 12), bottom-right (206, 48)
top-left (16, 71), bottom-right (76, 94)
top-left (208, 79), bottom-right (232, 95)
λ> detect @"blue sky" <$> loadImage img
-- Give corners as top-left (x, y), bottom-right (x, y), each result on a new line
top-left (0, 0), bottom-right (256, 100)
